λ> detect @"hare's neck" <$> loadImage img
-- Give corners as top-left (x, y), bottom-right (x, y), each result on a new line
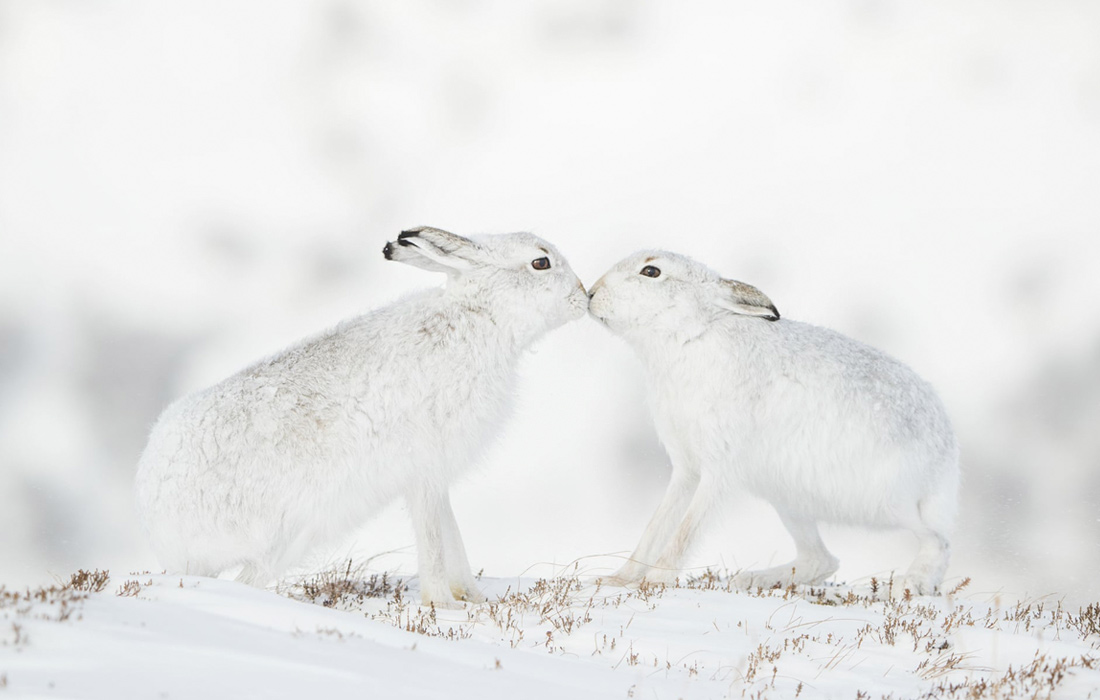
top-left (438, 296), bottom-right (529, 362)
top-left (631, 326), bottom-right (716, 366)
top-left (633, 325), bottom-right (757, 389)
top-left (445, 288), bottom-right (548, 356)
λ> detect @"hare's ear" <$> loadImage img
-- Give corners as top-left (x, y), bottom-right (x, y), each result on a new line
top-left (383, 226), bottom-right (477, 273)
top-left (715, 279), bottom-right (780, 321)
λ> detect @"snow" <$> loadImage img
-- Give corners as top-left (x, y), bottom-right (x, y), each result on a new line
top-left (2, 568), bottom-right (1098, 699)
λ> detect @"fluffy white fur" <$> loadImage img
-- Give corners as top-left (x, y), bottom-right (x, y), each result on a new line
top-left (134, 227), bottom-right (587, 606)
top-left (588, 251), bottom-right (959, 594)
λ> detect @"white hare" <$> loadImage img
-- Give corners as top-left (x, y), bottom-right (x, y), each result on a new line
top-left (588, 251), bottom-right (958, 595)
top-left (135, 227), bottom-right (588, 606)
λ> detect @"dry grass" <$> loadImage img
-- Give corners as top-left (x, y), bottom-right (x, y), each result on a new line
top-left (67, 569), bottom-right (110, 593)
top-left (909, 653), bottom-right (1099, 700)
top-left (0, 569), bottom-right (162, 636)
top-left (289, 559), bottom-right (407, 609)
top-left (0, 568), bottom-right (112, 627)
top-left (286, 562), bottom-right (1100, 699)
top-left (4, 564), bottom-right (1097, 700)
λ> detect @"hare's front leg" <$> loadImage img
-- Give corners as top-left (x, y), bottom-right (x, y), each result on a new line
top-left (438, 493), bottom-right (486, 603)
top-left (605, 466), bottom-right (701, 586)
top-left (643, 473), bottom-right (722, 584)
top-left (406, 484), bottom-right (462, 608)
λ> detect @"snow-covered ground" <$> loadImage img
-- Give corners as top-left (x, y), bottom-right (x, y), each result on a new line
top-left (2, 566), bottom-right (1098, 699)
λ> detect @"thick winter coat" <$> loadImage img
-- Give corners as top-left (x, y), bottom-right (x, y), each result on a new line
top-left (589, 251), bottom-right (958, 594)
top-left (135, 227), bottom-right (588, 606)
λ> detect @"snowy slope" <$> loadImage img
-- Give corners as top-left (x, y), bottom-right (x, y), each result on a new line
top-left (2, 568), bottom-right (1098, 699)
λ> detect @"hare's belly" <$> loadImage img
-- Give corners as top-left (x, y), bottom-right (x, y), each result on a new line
top-left (733, 438), bottom-right (910, 525)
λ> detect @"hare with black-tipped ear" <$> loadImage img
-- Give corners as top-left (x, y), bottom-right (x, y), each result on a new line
top-left (588, 251), bottom-right (958, 595)
top-left (134, 227), bottom-right (588, 607)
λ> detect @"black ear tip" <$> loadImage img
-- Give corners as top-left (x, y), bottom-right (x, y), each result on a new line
top-left (767, 307), bottom-right (780, 321)
top-left (398, 228), bottom-right (423, 240)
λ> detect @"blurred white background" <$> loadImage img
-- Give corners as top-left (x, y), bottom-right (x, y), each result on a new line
top-left (1, 0), bottom-right (1098, 604)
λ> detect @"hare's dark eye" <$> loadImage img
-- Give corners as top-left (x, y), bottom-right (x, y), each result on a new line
top-left (640, 265), bottom-right (661, 278)
top-left (531, 257), bottom-right (551, 270)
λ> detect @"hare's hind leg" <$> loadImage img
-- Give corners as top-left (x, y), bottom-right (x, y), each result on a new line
top-left (234, 561), bottom-right (275, 587)
top-left (231, 528), bottom-right (314, 589)
top-left (899, 477), bottom-right (956, 595)
top-left (605, 468), bottom-right (701, 586)
top-left (901, 529), bottom-right (950, 596)
top-left (734, 509), bottom-right (838, 590)
top-left (166, 557), bottom-right (221, 580)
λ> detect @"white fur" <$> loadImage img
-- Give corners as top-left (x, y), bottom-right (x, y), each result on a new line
top-left (588, 251), bottom-right (959, 595)
top-left (134, 227), bottom-right (587, 606)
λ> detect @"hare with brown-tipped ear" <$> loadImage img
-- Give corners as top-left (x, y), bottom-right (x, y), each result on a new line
top-left (135, 227), bottom-right (588, 607)
top-left (589, 251), bottom-right (958, 595)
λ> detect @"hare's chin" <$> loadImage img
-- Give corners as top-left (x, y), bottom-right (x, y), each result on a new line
top-left (569, 298), bottom-right (589, 319)
top-left (587, 310), bottom-right (610, 327)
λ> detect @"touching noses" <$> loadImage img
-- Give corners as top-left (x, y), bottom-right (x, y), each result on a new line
top-left (587, 276), bottom-right (606, 300)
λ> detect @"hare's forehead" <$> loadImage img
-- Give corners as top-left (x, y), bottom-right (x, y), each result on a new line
top-left (616, 250), bottom-right (711, 279)
top-left (473, 232), bottom-right (560, 262)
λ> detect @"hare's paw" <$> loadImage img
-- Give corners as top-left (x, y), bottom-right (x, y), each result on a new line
top-left (733, 566), bottom-right (797, 591)
top-left (598, 560), bottom-right (654, 588)
top-left (899, 548), bottom-right (947, 598)
top-left (890, 575), bottom-right (937, 599)
top-left (419, 579), bottom-right (463, 609)
top-left (639, 567), bottom-right (680, 586)
top-left (735, 553), bottom-right (839, 591)
top-left (596, 574), bottom-right (634, 588)
top-left (598, 573), bottom-right (677, 590)
top-left (451, 583), bottom-right (487, 604)
top-left (420, 594), bottom-right (463, 610)
top-left (598, 572), bottom-right (640, 588)
top-left (734, 562), bottom-right (834, 591)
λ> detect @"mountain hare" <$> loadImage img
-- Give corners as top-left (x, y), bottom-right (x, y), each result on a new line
top-left (135, 227), bottom-right (588, 606)
top-left (588, 251), bottom-right (958, 595)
